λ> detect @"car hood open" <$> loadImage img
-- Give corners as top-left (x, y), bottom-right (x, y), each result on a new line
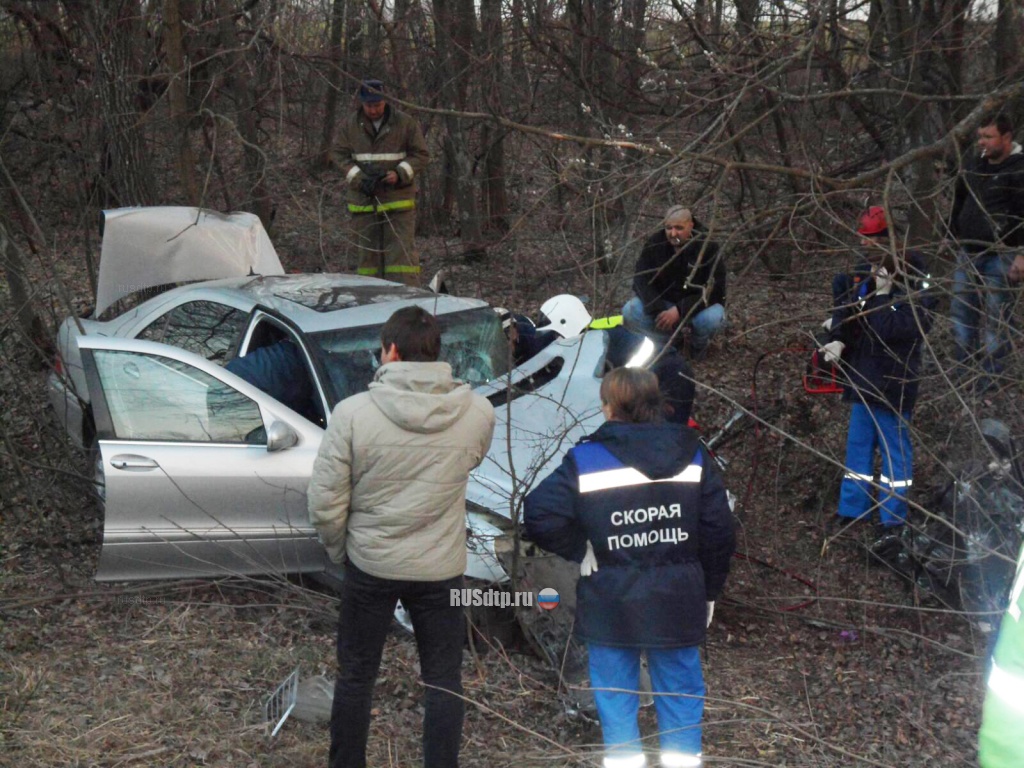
top-left (96, 207), bottom-right (285, 316)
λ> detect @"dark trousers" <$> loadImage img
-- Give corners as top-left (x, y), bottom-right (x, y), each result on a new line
top-left (329, 564), bottom-right (465, 768)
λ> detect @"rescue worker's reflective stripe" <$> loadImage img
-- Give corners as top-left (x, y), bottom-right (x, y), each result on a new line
top-left (574, 440), bottom-right (704, 494)
top-left (397, 161), bottom-right (414, 180)
top-left (353, 152), bottom-right (408, 162)
top-left (603, 754), bottom-right (646, 768)
top-left (580, 464), bottom-right (702, 494)
top-left (625, 337), bottom-right (655, 368)
top-left (346, 165), bottom-right (361, 182)
top-left (590, 315), bottom-right (624, 329)
top-left (988, 661), bottom-right (1024, 714)
top-left (348, 199), bottom-right (417, 213)
top-left (843, 472), bottom-right (873, 481)
top-left (357, 267), bottom-right (380, 275)
top-left (660, 752), bottom-right (702, 768)
top-left (879, 475), bottom-right (913, 488)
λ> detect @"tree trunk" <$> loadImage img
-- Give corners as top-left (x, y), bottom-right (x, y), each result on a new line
top-left (480, 0), bottom-right (508, 231)
top-left (0, 220), bottom-right (46, 353)
top-left (215, 0), bottom-right (273, 230)
top-left (85, 0), bottom-right (156, 207)
top-left (163, 0), bottom-right (200, 204)
top-left (994, 0), bottom-right (1021, 84)
top-left (509, 0), bottom-right (528, 87)
top-left (318, 0), bottom-right (348, 170)
top-left (432, 0), bottom-right (485, 259)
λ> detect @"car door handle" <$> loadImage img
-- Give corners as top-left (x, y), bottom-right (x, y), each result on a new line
top-left (109, 454), bottom-right (159, 471)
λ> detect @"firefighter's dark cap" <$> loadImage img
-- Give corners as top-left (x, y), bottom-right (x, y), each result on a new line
top-left (359, 80), bottom-right (385, 103)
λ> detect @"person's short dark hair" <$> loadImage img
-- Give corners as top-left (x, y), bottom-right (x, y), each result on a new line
top-left (600, 367), bottom-right (663, 424)
top-left (980, 113), bottom-right (1013, 137)
top-left (359, 79), bottom-right (385, 103)
top-left (381, 306), bottom-right (441, 362)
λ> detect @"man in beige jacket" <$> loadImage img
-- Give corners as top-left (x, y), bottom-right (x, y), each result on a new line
top-left (308, 305), bottom-right (495, 768)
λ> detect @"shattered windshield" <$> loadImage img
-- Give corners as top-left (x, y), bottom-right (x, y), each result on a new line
top-left (311, 307), bottom-right (511, 406)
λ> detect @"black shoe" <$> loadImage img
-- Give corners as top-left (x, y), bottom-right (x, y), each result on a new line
top-left (867, 525), bottom-right (906, 568)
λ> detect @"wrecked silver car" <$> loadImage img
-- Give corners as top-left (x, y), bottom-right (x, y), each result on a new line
top-left (48, 207), bottom-right (609, 590)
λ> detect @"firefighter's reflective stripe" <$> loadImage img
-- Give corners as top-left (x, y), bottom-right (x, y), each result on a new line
top-left (602, 753), bottom-right (646, 768)
top-left (346, 165), bottom-right (361, 182)
top-left (397, 160), bottom-right (414, 180)
top-left (575, 441), bottom-right (703, 494)
top-left (660, 752), bottom-right (702, 768)
top-left (353, 152), bottom-right (408, 162)
top-left (357, 265), bottom-right (421, 276)
top-left (348, 199), bottom-right (417, 213)
top-left (590, 315), bottom-right (624, 329)
top-left (988, 661), bottom-right (1024, 714)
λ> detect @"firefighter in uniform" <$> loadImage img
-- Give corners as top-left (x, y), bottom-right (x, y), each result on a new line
top-left (525, 367), bottom-right (735, 768)
top-left (335, 79), bottom-right (430, 286)
top-left (820, 206), bottom-right (934, 542)
top-left (979, 542), bottom-right (1024, 767)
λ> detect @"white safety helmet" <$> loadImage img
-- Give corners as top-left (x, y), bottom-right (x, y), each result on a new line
top-left (535, 294), bottom-right (592, 338)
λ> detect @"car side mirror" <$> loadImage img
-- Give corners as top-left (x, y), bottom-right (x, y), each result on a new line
top-left (266, 421), bottom-right (299, 452)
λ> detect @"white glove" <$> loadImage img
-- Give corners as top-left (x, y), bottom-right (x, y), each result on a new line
top-left (820, 340), bottom-right (845, 364)
top-left (706, 601), bottom-right (715, 628)
top-left (821, 317), bottom-right (833, 332)
top-left (874, 266), bottom-right (893, 296)
top-left (580, 540), bottom-right (599, 577)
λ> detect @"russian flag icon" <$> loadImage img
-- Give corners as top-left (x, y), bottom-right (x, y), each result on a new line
top-left (538, 588), bottom-right (560, 611)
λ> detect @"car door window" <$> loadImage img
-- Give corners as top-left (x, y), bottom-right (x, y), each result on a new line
top-left (93, 349), bottom-right (265, 444)
top-left (137, 300), bottom-right (247, 363)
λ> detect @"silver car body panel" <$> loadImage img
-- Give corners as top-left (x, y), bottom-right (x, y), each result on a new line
top-left (78, 336), bottom-right (327, 580)
top-left (95, 207), bottom-right (284, 316)
top-left (75, 328), bottom-right (607, 583)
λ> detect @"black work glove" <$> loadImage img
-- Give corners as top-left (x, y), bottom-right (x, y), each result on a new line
top-left (359, 174), bottom-right (380, 198)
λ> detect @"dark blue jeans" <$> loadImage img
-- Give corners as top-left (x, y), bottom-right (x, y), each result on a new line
top-left (330, 564), bottom-right (465, 768)
top-left (951, 249), bottom-right (1014, 373)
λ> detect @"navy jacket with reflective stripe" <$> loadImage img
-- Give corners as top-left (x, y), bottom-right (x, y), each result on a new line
top-left (524, 421), bottom-right (735, 648)
top-left (827, 252), bottom-right (934, 414)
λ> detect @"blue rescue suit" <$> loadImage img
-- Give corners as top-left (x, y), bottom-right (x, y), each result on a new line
top-left (828, 253), bottom-right (933, 526)
top-left (525, 422), bottom-right (735, 766)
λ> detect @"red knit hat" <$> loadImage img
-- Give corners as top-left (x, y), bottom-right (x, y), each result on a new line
top-left (857, 206), bottom-right (888, 236)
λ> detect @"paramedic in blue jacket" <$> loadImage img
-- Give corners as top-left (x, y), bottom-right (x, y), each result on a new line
top-left (819, 207), bottom-right (934, 536)
top-left (524, 367), bottom-right (735, 768)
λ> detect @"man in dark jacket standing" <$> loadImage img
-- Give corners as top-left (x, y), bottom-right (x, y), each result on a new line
top-left (820, 207), bottom-right (934, 542)
top-left (335, 80), bottom-right (430, 286)
top-left (525, 368), bottom-right (735, 768)
top-left (948, 113), bottom-right (1024, 381)
top-left (622, 206), bottom-right (727, 361)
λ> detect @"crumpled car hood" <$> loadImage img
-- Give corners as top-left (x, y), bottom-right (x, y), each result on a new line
top-left (96, 207), bottom-right (284, 316)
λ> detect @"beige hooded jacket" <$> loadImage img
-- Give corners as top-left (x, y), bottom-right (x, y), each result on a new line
top-left (307, 361), bottom-right (495, 581)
